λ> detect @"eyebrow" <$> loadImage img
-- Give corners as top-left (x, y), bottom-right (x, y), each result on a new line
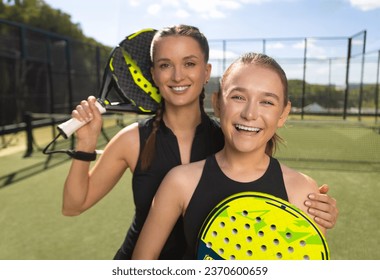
top-left (227, 86), bottom-right (246, 94)
top-left (263, 91), bottom-right (281, 101)
top-left (154, 55), bottom-right (200, 63)
top-left (227, 86), bottom-right (281, 101)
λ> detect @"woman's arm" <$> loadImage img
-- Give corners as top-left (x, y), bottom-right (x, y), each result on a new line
top-left (62, 96), bottom-right (140, 216)
top-left (132, 167), bottom-right (187, 259)
top-left (281, 164), bottom-right (327, 236)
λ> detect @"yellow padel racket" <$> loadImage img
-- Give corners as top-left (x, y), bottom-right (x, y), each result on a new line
top-left (43, 28), bottom-right (160, 156)
top-left (197, 192), bottom-right (329, 260)
top-left (56, 28), bottom-right (160, 139)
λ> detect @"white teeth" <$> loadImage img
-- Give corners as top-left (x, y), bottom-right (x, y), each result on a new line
top-left (235, 124), bottom-right (260, 132)
top-left (172, 86), bottom-right (189, 91)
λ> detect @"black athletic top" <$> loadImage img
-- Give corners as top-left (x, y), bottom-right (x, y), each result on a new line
top-left (114, 112), bottom-right (224, 259)
top-left (183, 155), bottom-right (289, 259)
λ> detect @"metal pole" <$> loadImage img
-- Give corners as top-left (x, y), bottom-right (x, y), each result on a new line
top-left (46, 39), bottom-right (55, 115)
top-left (96, 45), bottom-right (101, 90)
top-left (358, 30), bottom-right (367, 121)
top-left (64, 39), bottom-right (75, 148)
top-left (222, 40), bottom-right (226, 72)
top-left (375, 50), bottom-right (380, 123)
top-left (343, 38), bottom-right (352, 120)
top-left (301, 38), bottom-right (307, 120)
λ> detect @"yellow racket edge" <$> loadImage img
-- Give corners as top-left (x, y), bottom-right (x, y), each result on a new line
top-left (197, 192), bottom-right (329, 260)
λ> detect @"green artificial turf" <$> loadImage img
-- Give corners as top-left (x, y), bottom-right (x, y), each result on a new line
top-left (0, 119), bottom-right (379, 260)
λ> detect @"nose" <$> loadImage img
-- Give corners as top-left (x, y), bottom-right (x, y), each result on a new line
top-left (172, 66), bottom-right (184, 82)
top-left (241, 100), bottom-right (258, 120)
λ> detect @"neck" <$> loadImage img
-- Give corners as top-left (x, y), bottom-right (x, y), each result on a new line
top-left (163, 103), bottom-right (202, 132)
top-left (215, 147), bottom-right (270, 182)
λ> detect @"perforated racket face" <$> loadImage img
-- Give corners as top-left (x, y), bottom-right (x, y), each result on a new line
top-left (197, 192), bottom-right (329, 260)
top-left (100, 28), bottom-right (160, 113)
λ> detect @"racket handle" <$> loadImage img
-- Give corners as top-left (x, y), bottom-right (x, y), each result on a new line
top-left (57, 101), bottom-right (106, 139)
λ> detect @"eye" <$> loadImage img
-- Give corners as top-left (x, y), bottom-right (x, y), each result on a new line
top-left (184, 61), bottom-right (196, 67)
top-left (158, 63), bottom-right (171, 69)
top-left (231, 95), bottom-right (245, 101)
top-left (261, 100), bottom-right (275, 106)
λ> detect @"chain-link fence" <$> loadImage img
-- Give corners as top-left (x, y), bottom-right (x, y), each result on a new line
top-left (0, 19), bottom-right (111, 132)
top-left (1, 20), bottom-right (379, 134)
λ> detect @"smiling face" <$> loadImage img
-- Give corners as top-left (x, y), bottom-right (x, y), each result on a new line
top-left (218, 62), bottom-right (290, 155)
top-left (150, 35), bottom-right (211, 109)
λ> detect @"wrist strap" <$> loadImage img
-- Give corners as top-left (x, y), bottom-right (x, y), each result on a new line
top-left (67, 150), bottom-right (97, 161)
top-left (42, 131), bottom-right (100, 161)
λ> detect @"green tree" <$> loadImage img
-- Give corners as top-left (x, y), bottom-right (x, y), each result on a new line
top-left (0, 0), bottom-right (99, 44)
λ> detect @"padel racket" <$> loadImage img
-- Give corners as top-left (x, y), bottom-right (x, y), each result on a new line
top-left (57, 28), bottom-right (160, 139)
top-left (197, 192), bottom-right (329, 260)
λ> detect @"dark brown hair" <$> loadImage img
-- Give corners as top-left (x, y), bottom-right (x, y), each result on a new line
top-left (140, 24), bottom-right (210, 171)
top-left (219, 52), bottom-right (289, 156)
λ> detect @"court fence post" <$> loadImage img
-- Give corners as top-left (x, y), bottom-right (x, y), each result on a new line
top-left (23, 111), bottom-right (34, 158)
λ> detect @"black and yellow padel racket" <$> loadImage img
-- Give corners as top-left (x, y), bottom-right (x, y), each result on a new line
top-left (102, 28), bottom-right (160, 114)
top-left (197, 192), bottom-right (329, 260)
top-left (57, 28), bottom-right (160, 139)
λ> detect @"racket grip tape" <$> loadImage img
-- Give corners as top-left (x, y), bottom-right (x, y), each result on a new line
top-left (57, 100), bottom-right (106, 139)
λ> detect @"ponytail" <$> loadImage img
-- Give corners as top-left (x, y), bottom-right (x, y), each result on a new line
top-left (140, 103), bottom-right (164, 171)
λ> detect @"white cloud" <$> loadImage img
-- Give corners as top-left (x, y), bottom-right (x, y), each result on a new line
top-left (203, 9), bottom-right (227, 19)
top-left (184, 0), bottom-right (238, 19)
top-left (132, 0), bottom-right (273, 20)
top-left (210, 49), bottom-right (239, 60)
top-left (352, 38), bottom-right (365, 47)
top-left (184, 0), bottom-right (240, 12)
top-left (240, 0), bottom-right (273, 4)
top-left (219, 0), bottom-right (242, 9)
top-left (162, 0), bottom-right (181, 5)
top-left (349, 0), bottom-right (380, 11)
top-left (128, 0), bottom-right (140, 6)
top-left (175, 9), bottom-right (191, 18)
top-left (147, 4), bottom-right (162, 15)
top-left (304, 40), bottom-right (328, 59)
top-left (267, 42), bottom-right (285, 50)
top-left (134, 0), bottom-right (246, 20)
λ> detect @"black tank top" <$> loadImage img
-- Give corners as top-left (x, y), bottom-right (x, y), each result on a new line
top-left (118, 113), bottom-right (224, 259)
top-left (183, 155), bottom-right (288, 259)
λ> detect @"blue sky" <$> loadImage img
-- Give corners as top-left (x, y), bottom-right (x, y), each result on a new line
top-left (43, 0), bottom-right (380, 50)
top-left (41, 0), bottom-right (380, 84)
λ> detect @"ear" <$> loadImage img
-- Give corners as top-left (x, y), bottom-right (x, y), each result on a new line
top-left (211, 91), bottom-right (221, 118)
top-left (150, 66), bottom-right (156, 84)
top-left (277, 101), bottom-right (291, 128)
top-left (205, 63), bottom-right (212, 84)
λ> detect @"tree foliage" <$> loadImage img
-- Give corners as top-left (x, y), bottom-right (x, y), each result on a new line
top-left (0, 0), bottom-right (99, 45)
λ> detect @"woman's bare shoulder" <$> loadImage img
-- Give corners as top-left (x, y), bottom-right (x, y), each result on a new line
top-left (280, 163), bottom-right (319, 207)
top-left (165, 159), bottom-right (206, 183)
top-left (281, 164), bottom-right (317, 188)
top-left (153, 160), bottom-right (207, 215)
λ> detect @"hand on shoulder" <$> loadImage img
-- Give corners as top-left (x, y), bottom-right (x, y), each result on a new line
top-left (280, 164), bottom-right (325, 234)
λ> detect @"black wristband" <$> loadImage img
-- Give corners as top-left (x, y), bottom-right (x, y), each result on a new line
top-left (67, 150), bottom-right (97, 161)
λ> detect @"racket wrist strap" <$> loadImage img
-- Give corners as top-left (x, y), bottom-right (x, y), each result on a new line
top-left (67, 150), bottom-right (97, 161)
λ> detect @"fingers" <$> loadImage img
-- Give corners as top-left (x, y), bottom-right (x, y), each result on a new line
top-left (309, 193), bottom-right (337, 210)
top-left (318, 184), bottom-right (329, 194)
top-left (305, 193), bottom-right (338, 230)
top-left (72, 96), bottom-right (98, 122)
top-left (312, 213), bottom-right (334, 230)
top-left (310, 206), bottom-right (336, 230)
